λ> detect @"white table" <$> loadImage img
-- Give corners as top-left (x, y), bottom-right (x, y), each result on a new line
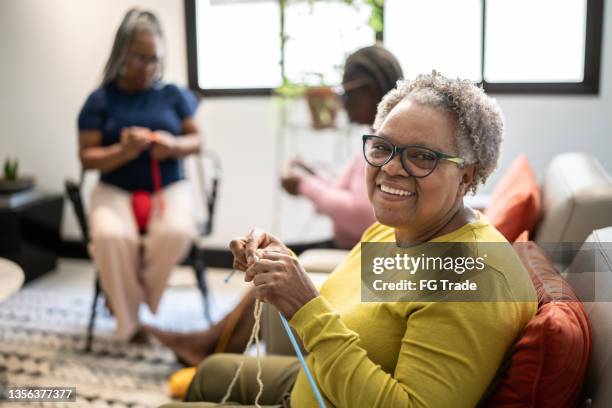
top-left (0, 258), bottom-right (24, 301)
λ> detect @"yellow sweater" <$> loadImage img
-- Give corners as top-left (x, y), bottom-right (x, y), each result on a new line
top-left (289, 215), bottom-right (537, 408)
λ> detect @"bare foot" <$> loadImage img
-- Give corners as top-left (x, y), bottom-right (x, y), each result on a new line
top-left (143, 325), bottom-right (217, 366)
top-left (104, 297), bottom-right (114, 316)
top-left (129, 327), bottom-right (150, 345)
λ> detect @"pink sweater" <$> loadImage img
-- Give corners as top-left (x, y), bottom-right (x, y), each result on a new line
top-left (298, 153), bottom-right (375, 248)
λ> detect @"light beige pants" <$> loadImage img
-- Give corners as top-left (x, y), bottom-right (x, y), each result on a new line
top-left (89, 181), bottom-right (197, 339)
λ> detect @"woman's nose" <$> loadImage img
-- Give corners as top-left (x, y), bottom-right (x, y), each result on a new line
top-left (381, 154), bottom-right (409, 177)
top-left (144, 64), bottom-right (156, 75)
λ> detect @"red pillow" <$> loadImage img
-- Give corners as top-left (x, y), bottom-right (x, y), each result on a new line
top-left (486, 241), bottom-right (591, 408)
top-left (514, 230), bottom-right (529, 243)
top-left (484, 155), bottom-right (541, 242)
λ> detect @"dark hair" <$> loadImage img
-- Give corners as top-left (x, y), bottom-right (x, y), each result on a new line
top-left (343, 45), bottom-right (404, 96)
top-left (101, 8), bottom-right (164, 86)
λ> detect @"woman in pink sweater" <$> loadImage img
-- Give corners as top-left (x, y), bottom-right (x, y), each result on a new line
top-left (282, 45), bottom-right (404, 249)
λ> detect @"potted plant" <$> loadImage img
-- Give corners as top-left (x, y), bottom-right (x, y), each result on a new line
top-left (304, 74), bottom-right (341, 130)
top-left (0, 158), bottom-right (35, 194)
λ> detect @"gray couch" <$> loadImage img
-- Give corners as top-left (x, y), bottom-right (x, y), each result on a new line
top-left (565, 227), bottom-right (612, 408)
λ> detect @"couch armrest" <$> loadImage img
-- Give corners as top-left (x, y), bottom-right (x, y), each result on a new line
top-left (536, 153), bottom-right (612, 246)
top-left (298, 249), bottom-right (350, 274)
top-left (464, 193), bottom-right (492, 212)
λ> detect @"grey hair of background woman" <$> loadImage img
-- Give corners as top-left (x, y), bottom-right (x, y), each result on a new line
top-left (373, 71), bottom-right (504, 194)
top-left (101, 8), bottom-right (165, 86)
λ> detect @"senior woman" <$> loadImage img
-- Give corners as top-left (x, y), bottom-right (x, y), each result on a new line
top-left (165, 72), bottom-right (537, 408)
top-left (78, 9), bottom-right (201, 341)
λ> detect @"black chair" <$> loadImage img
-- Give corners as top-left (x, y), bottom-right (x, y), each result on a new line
top-left (65, 151), bottom-right (222, 352)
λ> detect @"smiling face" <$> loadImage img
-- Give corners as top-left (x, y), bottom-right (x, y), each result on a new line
top-left (366, 98), bottom-right (472, 239)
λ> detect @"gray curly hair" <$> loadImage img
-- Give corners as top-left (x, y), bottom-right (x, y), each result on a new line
top-left (373, 71), bottom-right (504, 194)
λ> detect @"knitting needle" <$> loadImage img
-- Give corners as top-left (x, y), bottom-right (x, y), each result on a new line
top-left (251, 255), bottom-right (326, 407)
top-left (224, 268), bottom-right (236, 283)
top-left (224, 253), bottom-right (258, 283)
top-left (279, 312), bottom-right (327, 408)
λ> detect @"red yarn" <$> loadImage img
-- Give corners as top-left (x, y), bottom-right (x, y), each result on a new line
top-left (131, 190), bottom-right (152, 233)
top-left (130, 132), bottom-right (166, 233)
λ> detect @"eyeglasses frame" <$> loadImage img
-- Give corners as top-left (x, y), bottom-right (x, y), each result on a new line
top-left (362, 134), bottom-right (466, 178)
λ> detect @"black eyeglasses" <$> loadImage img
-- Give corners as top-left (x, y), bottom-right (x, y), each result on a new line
top-left (127, 53), bottom-right (161, 68)
top-left (362, 135), bottom-right (465, 178)
top-left (334, 78), bottom-right (372, 103)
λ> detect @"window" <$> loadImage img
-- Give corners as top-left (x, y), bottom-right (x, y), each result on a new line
top-left (185, 0), bottom-right (603, 95)
top-left (283, 1), bottom-right (373, 86)
top-left (383, 0), bottom-right (603, 94)
top-left (192, 0), bottom-right (281, 91)
top-left (484, 0), bottom-right (586, 83)
top-left (384, 0), bottom-right (483, 81)
top-left (185, 0), bottom-right (375, 95)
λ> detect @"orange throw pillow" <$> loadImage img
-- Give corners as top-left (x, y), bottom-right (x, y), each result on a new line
top-left (514, 230), bottom-right (529, 243)
top-left (484, 155), bottom-right (541, 242)
top-left (486, 241), bottom-right (591, 408)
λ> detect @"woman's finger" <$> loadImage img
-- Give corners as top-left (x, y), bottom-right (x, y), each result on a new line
top-left (260, 250), bottom-right (296, 264)
top-left (232, 259), bottom-right (247, 272)
top-left (245, 228), bottom-right (267, 265)
top-left (244, 258), bottom-right (284, 282)
top-left (229, 237), bottom-right (248, 265)
top-left (253, 283), bottom-right (274, 303)
top-left (253, 271), bottom-right (279, 287)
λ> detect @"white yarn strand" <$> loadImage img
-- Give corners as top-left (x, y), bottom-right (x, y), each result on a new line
top-left (220, 297), bottom-right (265, 407)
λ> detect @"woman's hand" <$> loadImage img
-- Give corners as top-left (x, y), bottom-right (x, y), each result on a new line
top-left (248, 251), bottom-right (319, 319)
top-left (281, 158), bottom-right (319, 195)
top-left (229, 228), bottom-right (291, 271)
top-left (281, 164), bottom-right (304, 196)
top-left (151, 131), bottom-right (178, 160)
top-left (120, 127), bottom-right (151, 159)
top-left (281, 173), bottom-right (302, 196)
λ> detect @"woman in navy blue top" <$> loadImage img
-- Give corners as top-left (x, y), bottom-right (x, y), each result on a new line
top-left (78, 9), bottom-right (202, 342)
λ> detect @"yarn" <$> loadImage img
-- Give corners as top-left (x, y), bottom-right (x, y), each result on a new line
top-left (220, 298), bottom-right (265, 407)
top-left (221, 255), bottom-right (326, 408)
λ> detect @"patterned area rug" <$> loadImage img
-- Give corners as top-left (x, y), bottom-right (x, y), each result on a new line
top-left (0, 260), bottom-right (246, 407)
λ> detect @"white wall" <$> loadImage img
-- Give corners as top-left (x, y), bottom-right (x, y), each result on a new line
top-left (0, 0), bottom-right (189, 238)
top-left (0, 0), bottom-right (610, 240)
top-left (0, 0), bottom-right (189, 186)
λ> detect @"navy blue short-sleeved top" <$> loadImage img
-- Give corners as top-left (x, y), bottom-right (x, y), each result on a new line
top-left (78, 82), bottom-right (198, 192)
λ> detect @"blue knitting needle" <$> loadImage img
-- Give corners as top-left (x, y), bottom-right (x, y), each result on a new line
top-left (278, 312), bottom-right (327, 408)
top-left (224, 268), bottom-right (236, 283)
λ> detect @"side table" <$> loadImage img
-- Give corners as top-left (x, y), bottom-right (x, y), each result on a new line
top-left (0, 257), bottom-right (24, 301)
top-left (0, 190), bottom-right (63, 282)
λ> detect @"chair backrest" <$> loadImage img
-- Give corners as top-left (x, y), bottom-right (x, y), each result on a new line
top-left (536, 153), bottom-right (612, 247)
top-left (64, 170), bottom-right (90, 243)
top-left (186, 151), bottom-right (222, 236)
top-left (563, 227), bottom-right (612, 408)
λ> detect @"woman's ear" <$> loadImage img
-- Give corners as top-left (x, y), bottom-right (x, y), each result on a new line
top-left (457, 165), bottom-right (476, 196)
